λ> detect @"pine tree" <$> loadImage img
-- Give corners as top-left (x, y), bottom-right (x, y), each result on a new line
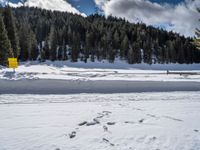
top-left (71, 32), bottom-right (80, 62)
top-left (48, 25), bottom-right (57, 61)
top-left (120, 34), bottom-right (129, 58)
top-left (3, 7), bottom-right (20, 58)
top-left (113, 30), bottom-right (120, 49)
top-left (61, 40), bottom-right (67, 60)
top-left (0, 13), bottom-right (12, 66)
top-left (19, 23), bottom-right (36, 61)
top-left (43, 39), bottom-right (50, 60)
top-left (128, 46), bottom-right (134, 64)
top-left (101, 34), bottom-right (108, 59)
top-left (29, 30), bottom-right (38, 60)
top-left (85, 30), bottom-right (92, 61)
top-left (129, 42), bottom-right (141, 64)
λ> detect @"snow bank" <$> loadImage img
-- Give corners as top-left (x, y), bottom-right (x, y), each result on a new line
top-left (23, 60), bottom-right (200, 70)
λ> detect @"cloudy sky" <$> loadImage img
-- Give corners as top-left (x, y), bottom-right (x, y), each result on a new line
top-left (8, 0), bottom-right (200, 37)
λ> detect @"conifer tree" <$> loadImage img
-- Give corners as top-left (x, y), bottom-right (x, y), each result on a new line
top-left (3, 6), bottom-right (20, 58)
top-left (0, 13), bottom-right (12, 65)
top-left (113, 30), bottom-right (120, 49)
top-left (48, 25), bottom-right (57, 61)
top-left (71, 32), bottom-right (80, 62)
top-left (120, 34), bottom-right (129, 58)
top-left (29, 30), bottom-right (38, 60)
top-left (18, 22), bottom-right (37, 61)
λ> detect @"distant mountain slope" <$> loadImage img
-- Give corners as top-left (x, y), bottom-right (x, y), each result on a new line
top-left (0, 0), bottom-right (86, 16)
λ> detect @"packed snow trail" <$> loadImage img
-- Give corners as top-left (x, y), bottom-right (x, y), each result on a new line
top-left (0, 92), bottom-right (200, 150)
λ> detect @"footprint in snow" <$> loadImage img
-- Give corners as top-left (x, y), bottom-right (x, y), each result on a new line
top-left (139, 119), bottom-right (145, 123)
top-left (93, 118), bottom-right (100, 124)
top-left (78, 118), bottom-right (100, 127)
top-left (102, 138), bottom-right (115, 146)
top-left (124, 121), bottom-right (135, 124)
top-left (78, 121), bottom-right (87, 126)
top-left (102, 111), bottom-right (112, 115)
top-left (96, 111), bottom-right (111, 119)
top-left (86, 122), bottom-right (98, 126)
top-left (103, 125), bottom-right (108, 132)
top-left (69, 131), bottom-right (76, 139)
top-left (86, 118), bottom-right (100, 126)
top-left (96, 113), bottom-right (104, 119)
top-left (107, 122), bottom-right (116, 125)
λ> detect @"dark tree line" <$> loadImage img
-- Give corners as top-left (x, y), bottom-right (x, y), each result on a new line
top-left (0, 6), bottom-right (200, 66)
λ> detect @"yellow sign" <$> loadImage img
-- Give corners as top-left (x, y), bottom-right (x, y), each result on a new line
top-left (8, 58), bottom-right (18, 69)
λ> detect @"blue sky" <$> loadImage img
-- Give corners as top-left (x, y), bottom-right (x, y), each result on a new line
top-left (68, 0), bottom-right (96, 15)
top-left (150, 0), bottom-right (184, 4)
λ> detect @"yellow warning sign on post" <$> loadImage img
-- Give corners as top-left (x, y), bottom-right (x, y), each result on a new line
top-left (8, 58), bottom-right (18, 69)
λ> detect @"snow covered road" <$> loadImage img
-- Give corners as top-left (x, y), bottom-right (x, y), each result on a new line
top-left (0, 92), bottom-right (200, 150)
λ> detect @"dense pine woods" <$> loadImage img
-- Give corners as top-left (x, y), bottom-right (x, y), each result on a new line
top-left (0, 6), bottom-right (200, 66)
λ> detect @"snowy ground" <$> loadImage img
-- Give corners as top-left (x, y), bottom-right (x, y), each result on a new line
top-left (1, 61), bottom-right (200, 149)
top-left (1, 60), bottom-right (200, 82)
top-left (0, 92), bottom-right (200, 150)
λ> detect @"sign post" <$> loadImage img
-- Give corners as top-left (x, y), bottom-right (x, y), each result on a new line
top-left (8, 58), bottom-right (18, 72)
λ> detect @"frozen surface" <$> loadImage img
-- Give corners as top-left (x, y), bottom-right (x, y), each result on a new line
top-left (1, 79), bottom-right (200, 94)
top-left (0, 92), bottom-right (200, 150)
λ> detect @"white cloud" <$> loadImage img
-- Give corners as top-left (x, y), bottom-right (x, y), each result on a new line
top-left (94, 0), bottom-right (200, 37)
top-left (8, 0), bottom-right (86, 17)
top-left (0, 0), bottom-right (8, 6)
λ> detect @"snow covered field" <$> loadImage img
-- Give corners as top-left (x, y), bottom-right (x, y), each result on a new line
top-left (0, 61), bottom-right (200, 149)
top-left (0, 92), bottom-right (200, 150)
top-left (1, 60), bottom-right (200, 82)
